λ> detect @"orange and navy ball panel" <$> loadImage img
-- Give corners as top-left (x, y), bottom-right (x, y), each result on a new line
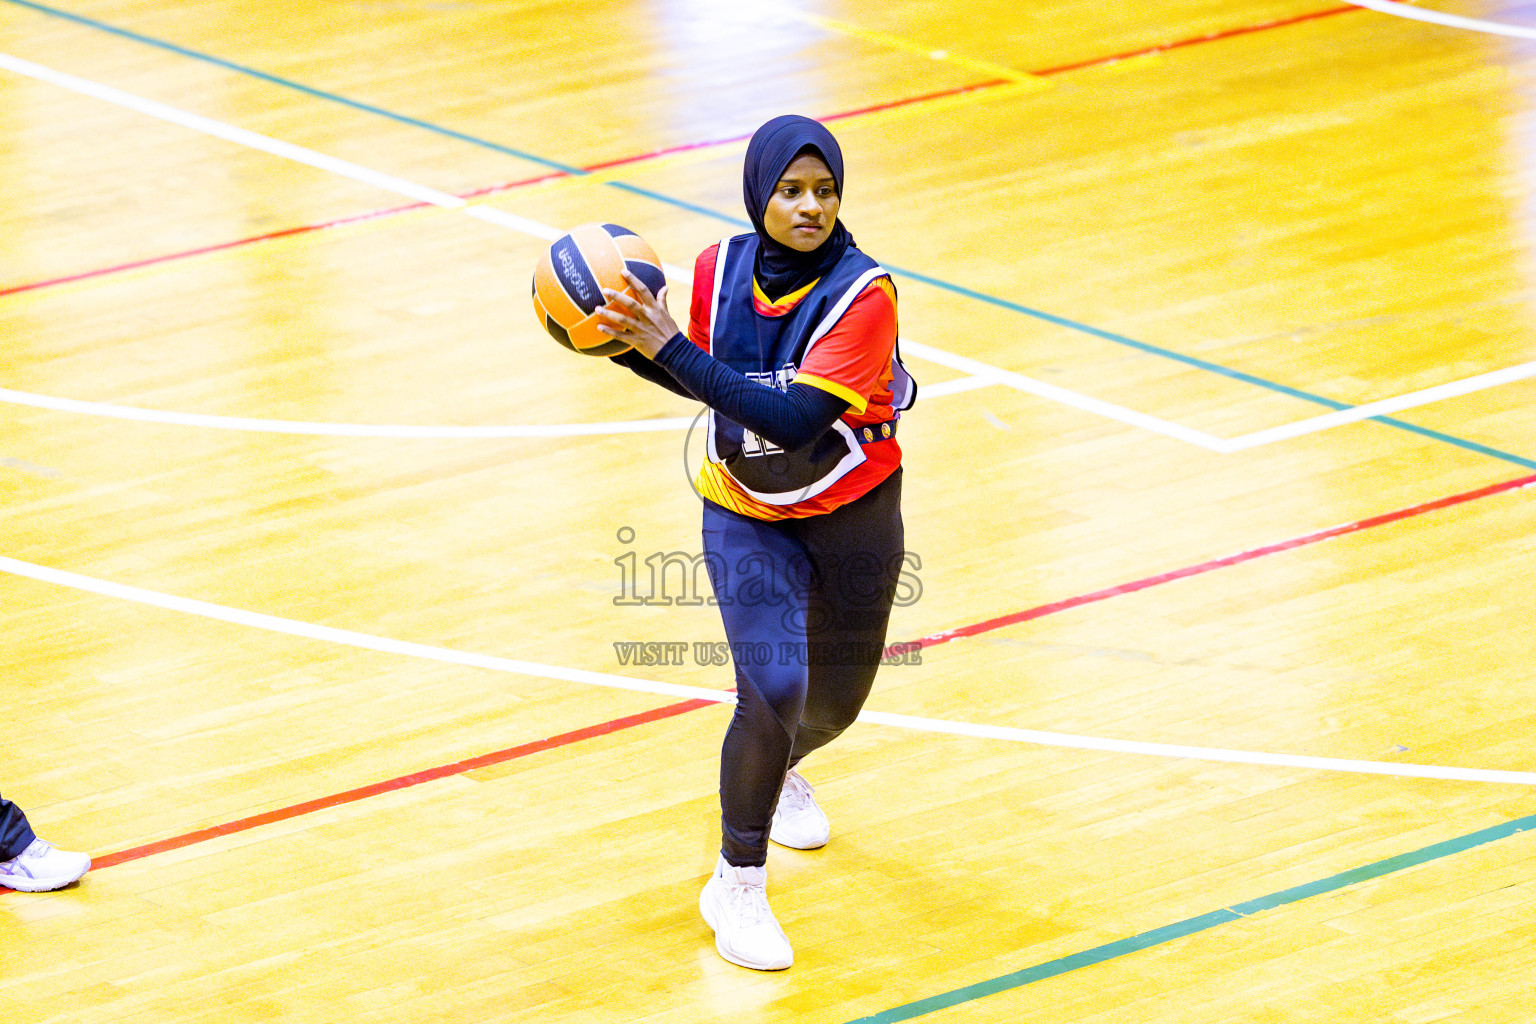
top-left (545, 228), bottom-right (609, 318)
top-left (531, 285), bottom-right (577, 352)
top-left (532, 222), bottom-right (663, 356)
top-left (534, 249), bottom-right (587, 329)
top-left (604, 224), bottom-right (666, 297)
top-left (574, 335), bottom-right (633, 357)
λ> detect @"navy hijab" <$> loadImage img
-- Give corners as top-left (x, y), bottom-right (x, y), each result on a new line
top-left (742, 114), bottom-right (856, 300)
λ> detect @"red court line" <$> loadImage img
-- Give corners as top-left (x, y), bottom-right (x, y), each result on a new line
top-left (89, 697), bottom-right (718, 871)
top-left (580, 77), bottom-right (1016, 176)
top-left (0, 169), bottom-right (568, 299)
top-left (902, 471), bottom-right (1536, 652)
top-left (1031, 5), bottom-right (1359, 75)
top-left (0, 77), bottom-right (1009, 300)
top-left (0, 203), bottom-right (424, 298)
top-left (8, 467), bottom-right (1525, 889)
top-left (0, 4), bottom-right (1359, 300)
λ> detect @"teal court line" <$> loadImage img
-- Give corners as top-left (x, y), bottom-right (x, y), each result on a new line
top-left (6, 0), bottom-right (1534, 472)
top-left (846, 811), bottom-right (1536, 1022)
top-left (2, 0), bottom-right (585, 175)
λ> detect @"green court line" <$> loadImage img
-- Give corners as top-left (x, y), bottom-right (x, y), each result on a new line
top-left (844, 811), bottom-right (1536, 1022)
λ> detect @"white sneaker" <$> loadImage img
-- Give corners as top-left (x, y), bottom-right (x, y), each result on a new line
top-left (770, 770), bottom-right (829, 850)
top-left (699, 855), bottom-right (793, 970)
top-left (0, 838), bottom-right (91, 892)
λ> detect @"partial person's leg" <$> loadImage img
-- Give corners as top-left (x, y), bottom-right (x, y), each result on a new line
top-left (0, 792), bottom-right (37, 860)
top-left (0, 791), bottom-right (90, 891)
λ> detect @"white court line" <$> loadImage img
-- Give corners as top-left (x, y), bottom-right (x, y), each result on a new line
top-left (4, 51), bottom-right (1531, 453)
top-left (853, 711), bottom-right (1536, 785)
top-left (899, 340), bottom-right (1231, 449)
top-left (5, 356), bottom-right (1528, 444)
top-left (0, 53), bottom-right (469, 207)
top-left (917, 373), bottom-right (1004, 399)
top-left (3, 553), bottom-right (1534, 786)
top-left (0, 387), bottom-right (698, 438)
top-left (0, 52), bottom-right (694, 282)
top-left (1222, 360), bottom-right (1536, 450)
top-left (1347, 0), bottom-right (1536, 40)
top-left (0, 377), bottom-right (998, 437)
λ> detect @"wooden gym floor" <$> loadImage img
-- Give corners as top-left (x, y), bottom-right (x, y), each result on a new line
top-left (3, 0), bottom-right (1536, 1020)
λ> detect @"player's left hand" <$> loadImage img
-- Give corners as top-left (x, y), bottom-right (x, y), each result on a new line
top-left (595, 268), bottom-right (680, 359)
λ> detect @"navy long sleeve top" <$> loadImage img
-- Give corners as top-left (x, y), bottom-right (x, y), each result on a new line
top-left (612, 334), bottom-right (848, 452)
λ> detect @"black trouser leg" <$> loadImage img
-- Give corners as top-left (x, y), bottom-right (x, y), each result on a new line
top-left (0, 792), bottom-right (37, 860)
top-left (789, 468), bottom-right (904, 764)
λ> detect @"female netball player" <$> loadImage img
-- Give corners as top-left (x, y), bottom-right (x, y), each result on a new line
top-left (598, 114), bottom-right (915, 971)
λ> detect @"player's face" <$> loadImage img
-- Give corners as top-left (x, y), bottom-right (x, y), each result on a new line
top-left (763, 154), bottom-right (841, 253)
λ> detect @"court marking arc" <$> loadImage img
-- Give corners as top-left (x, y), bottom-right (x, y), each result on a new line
top-left (9, 1), bottom-right (1528, 470)
top-left (0, 374), bottom-right (990, 438)
top-left (1347, 0), bottom-right (1536, 39)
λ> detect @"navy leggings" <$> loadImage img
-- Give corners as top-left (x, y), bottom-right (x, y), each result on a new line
top-left (1, 792), bottom-right (36, 859)
top-left (703, 468), bottom-right (904, 867)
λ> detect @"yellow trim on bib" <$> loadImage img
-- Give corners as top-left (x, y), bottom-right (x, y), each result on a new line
top-left (752, 276), bottom-right (819, 309)
top-left (694, 462), bottom-right (794, 520)
top-left (793, 372), bottom-right (868, 413)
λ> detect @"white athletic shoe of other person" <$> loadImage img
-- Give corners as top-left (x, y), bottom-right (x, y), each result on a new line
top-left (699, 856), bottom-right (794, 970)
top-left (770, 769), bottom-right (830, 850)
top-left (0, 838), bottom-right (91, 892)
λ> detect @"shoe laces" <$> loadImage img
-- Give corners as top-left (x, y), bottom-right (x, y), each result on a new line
top-left (780, 771), bottom-right (815, 813)
top-left (0, 842), bottom-right (41, 875)
top-left (721, 870), bottom-right (772, 927)
top-left (1, 840), bottom-right (45, 867)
